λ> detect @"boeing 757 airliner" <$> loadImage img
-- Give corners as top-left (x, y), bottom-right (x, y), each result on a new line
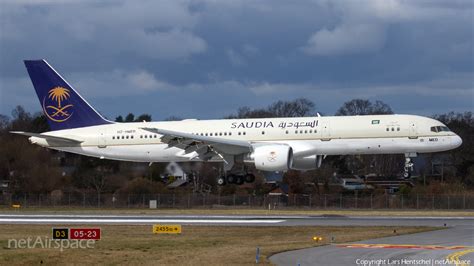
top-left (12, 60), bottom-right (462, 185)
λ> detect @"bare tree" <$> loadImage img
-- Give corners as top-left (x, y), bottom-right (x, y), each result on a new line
top-left (227, 98), bottom-right (316, 118)
top-left (268, 98), bottom-right (315, 117)
top-left (88, 172), bottom-right (107, 207)
top-left (335, 99), bottom-right (393, 116)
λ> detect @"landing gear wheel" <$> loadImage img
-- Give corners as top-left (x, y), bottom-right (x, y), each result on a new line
top-left (235, 176), bottom-right (244, 185)
top-left (227, 175), bottom-right (236, 184)
top-left (217, 176), bottom-right (226, 186)
top-left (244, 173), bottom-right (255, 183)
top-left (403, 171), bottom-right (411, 179)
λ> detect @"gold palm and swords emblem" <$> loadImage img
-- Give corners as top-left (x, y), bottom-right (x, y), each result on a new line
top-left (42, 86), bottom-right (74, 122)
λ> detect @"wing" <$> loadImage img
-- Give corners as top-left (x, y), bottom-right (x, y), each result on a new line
top-left (141, 127), bottom-right (252, 161)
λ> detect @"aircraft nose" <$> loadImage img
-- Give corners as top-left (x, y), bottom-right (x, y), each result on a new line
top-left (452, 135), bottom-right (462, 148)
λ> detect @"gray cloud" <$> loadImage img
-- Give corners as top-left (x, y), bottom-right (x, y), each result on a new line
top-left (302, 0), bottom-right (473, 56)
top-left (303, 24), bottom-right (386, 55)
top-left (0, 0), bottom-right (472, 119)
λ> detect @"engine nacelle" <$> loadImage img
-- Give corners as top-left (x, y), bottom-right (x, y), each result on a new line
top-left (252, 144), bottom-right (293, 172)
top-left (291, 155), bottom-right (324, 170)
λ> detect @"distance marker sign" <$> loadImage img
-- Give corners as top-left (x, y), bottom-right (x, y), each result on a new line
top-left (153, 224), bottom-right (182, 234)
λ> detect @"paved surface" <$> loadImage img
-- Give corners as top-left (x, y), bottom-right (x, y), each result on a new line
top-left (0, 213), bottom-right (473, 226)
top-left (1, 213), bottom-right (473, 265)
top-left (271, 225), bottom-right (474, 266)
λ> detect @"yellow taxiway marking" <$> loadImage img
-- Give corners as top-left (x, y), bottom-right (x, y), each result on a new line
top-left (446, 249), bottom-right (474, 266)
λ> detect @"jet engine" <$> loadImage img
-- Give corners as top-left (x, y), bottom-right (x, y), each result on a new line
top-left (290, 155), bottom-right (324, 170)
top-left (251, 144), bottom-right (293, 171)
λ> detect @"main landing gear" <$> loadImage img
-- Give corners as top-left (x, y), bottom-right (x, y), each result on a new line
top-left (216, 155), bottom-right (256, 186)
top-left (217, 173), bottom-right (255, 186)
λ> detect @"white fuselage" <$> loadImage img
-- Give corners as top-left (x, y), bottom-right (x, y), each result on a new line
top-left (29, 114), bottom-right (462, 164)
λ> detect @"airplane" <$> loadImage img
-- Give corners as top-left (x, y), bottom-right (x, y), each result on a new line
top-left (11, 60), bottom-right (462, 185)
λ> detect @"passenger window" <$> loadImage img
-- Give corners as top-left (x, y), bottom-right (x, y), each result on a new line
top-left (286, 130), bottom-right (289, 134)
top-left (238, 132), bottom-right (241, 135)
top-left (229, 132), bottom-right (232, 136)
top-left (126, 136), bottom-right (129, 139)
top-left (295, 130), bottom-right (298, 134)
top-left (243, 132), bottom-right (246, 135)
top-left (386, 128), bottom-right (389, 132)
top-left (131, 136), bottom-right (134, 139)
top-left (112, 136), bottom-right (115, 140)
top-left (391, 128), bottom-right (394, 131)
top-left (262, 131), bottom-right (265, 135)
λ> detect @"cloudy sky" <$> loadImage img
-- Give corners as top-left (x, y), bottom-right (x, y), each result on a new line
top-left (0, 0), bottom-right (472, 120)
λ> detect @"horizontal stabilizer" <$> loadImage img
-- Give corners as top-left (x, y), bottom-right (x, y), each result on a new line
top-left (10, 131), bottom-right (83, 144)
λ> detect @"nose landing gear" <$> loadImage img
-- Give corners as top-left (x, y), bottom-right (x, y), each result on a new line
top-left (403, 157), bottom-right (415, 179)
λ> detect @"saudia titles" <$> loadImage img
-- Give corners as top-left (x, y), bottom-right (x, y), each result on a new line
top-left (42, 86), bottom-right (74, 122)
top-left (230, 120), bottom-right (318, 129)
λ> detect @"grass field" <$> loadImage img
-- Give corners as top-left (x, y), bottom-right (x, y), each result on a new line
top-left (2, 207), bottom-right (474, 217)
top-left (0, 225), bottom-right (434, 265)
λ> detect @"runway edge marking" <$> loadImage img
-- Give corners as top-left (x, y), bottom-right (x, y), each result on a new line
top-left (336, 243), bottom-right (471, 250)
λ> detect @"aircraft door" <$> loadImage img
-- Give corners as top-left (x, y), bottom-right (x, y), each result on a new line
top-left (98, 131), bottom-right (107, 148)
top-left (321, 120), bottom-right (331, 140)
top-left (409, 121), bottom-right (417, 139)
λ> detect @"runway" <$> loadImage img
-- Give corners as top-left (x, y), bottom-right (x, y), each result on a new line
top-left (0, 213), bottom-right (473, 226)
top-left (1, 213), bottom-right (473, 265)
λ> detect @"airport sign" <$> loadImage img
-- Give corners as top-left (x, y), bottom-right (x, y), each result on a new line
top-left (153, 224), bottom-right (182, 234)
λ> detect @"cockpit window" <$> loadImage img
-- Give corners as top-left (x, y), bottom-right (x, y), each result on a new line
top-left (431, 126), bottom-right (451, 132)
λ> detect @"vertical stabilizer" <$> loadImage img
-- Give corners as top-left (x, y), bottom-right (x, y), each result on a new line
top-left (24, 60), bottom-right (112, 131)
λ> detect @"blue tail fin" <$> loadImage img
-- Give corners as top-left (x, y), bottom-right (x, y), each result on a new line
top-left (24, 60), bottom-right (112, 131)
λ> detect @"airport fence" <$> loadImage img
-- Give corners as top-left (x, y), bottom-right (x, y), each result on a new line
top-left (1, 192), bottom-right (474, 210)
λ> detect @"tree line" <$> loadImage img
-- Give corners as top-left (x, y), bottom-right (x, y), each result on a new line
top-left (0, 99), bottom-right (472, 196)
